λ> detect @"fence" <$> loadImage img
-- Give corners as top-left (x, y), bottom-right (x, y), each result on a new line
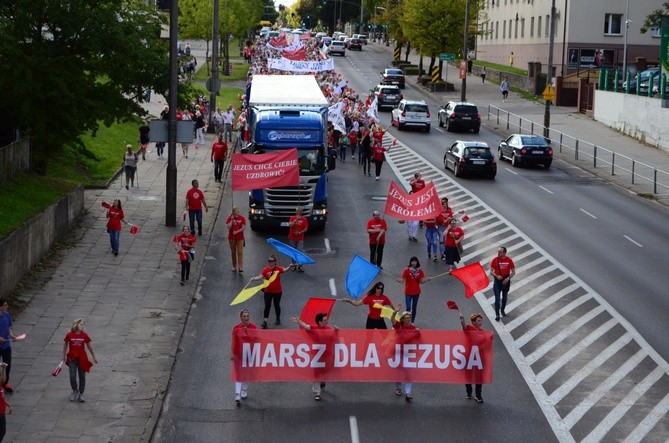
top-left (486, 105), bottom-right (669, 196)
top-left (0, 139), bottom-right (31, 185)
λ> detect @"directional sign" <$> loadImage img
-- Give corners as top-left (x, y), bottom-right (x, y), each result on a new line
top-left (543, 84), bottom-right (556, 102)
top-left (439, 53), bottom-right (455, 61)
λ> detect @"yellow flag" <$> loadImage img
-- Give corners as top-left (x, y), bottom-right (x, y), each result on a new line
top-left (374, 303), bottom-right (398, 320)
top-left (230, 272), bottom-right (279, 306)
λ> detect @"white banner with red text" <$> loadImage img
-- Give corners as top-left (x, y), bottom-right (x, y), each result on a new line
top-left (231, 329), bottom-right (493, 383)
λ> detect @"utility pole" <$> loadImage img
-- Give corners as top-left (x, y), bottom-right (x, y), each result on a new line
top-left (461, 0), bottom-right (470, 101)
top-left (622, 0), bottom-right (631, 80)
top-left (543, 0), bottom-right (556, 138)
top-left (166, 0), bottom-right (178, 227)
top-left (208, 0), bottom-right (220, 133)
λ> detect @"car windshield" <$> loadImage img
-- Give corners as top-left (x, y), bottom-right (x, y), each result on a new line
top-left (386, 69), bottom-right (403, 75)
top-left (455, 105), bottom-right (478, 115)
top-left (405, 105), bottom-right (427, 113)
top-left (520, 135), bottom-right (549, 145)
top-left (257, 147), bottom-right (325, 176)
top-left (464, 147), bottom-right (492, 158)
top-left (381, 88), bottom-right (398, 94)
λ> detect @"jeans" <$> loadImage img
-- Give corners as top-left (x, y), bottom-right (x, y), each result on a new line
top-left (69, 358), bottom-right (86, 394)
top-left (405, 294), bottom-right (420, 322)
top-left (425, 227), bottom-right (439, 256)
top-left (339, 147), bottom-right (347, 161)
top-left (224, 123), bottom-right (233, 142)
top-left (263, 292), bottom-right (282, 321)
top-left (214, 159), bottom-right (224, 181)
top-left (235, 381), bottom-right (249, 395)
top-left (289, 239), bottom-right (304, 266)
top-left (395, 382), bottom-right (412, 395)
top-left (109, 230), bottom-right (120, 253)
top-left (156, 142), bottom-right (165, 158)
top-left (369, 243), bottom-right (384, 267)
top-left (493, 279), bottom-right (510, 316)
top-left (438, 226), bottom-right (446, 255)
top-left (189, 209), bottom-right (203, 235)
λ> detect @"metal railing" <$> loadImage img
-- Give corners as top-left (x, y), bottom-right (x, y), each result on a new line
top-left (486, 105), bottom-right (669, 196)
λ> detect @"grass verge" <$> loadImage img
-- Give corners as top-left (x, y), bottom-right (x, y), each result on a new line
top-left (193, 58), bottom-right (249, 83)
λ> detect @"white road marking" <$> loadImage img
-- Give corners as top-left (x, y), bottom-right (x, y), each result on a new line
top-left (624, 392), bottom-right (669, 443)
top-left (324, 238), bottom-right (331, 253)
top-left (624, 235), bottom-right (643, 247)
top-left (505, 167), bottom-right (519, 175)
top-left (579, 208), bottom-right (598, 219)
top-left (329, 278), bottom-right (337, 297)
top-left (539, 185), bottom-right (554, 194)
top-left (349, 416), bottom-right (360, 443)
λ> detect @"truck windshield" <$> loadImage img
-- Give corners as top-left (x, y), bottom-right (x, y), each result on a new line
top-left (254, 147), bottom-right (326, 176)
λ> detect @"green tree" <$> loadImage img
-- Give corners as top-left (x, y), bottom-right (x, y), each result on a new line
top-left (0, 0), bottom-right (169, 174)
top-left (640, 1), bottom-right (669, 34)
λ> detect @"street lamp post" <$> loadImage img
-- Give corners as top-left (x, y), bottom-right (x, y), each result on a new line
top-left (461, 0), bottom-right (470, 101)
top-left (208, 0), bottom-right (219, 133)
top-left (543, 0), bottom-right (557, 138)
top-left (166, 0), bottom-right (178, 227)
top-left (622, 0), bottom-right (631, 79)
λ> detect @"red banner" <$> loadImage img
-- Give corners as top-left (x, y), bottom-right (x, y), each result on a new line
top-left (270, 35), bottom-right (287, 48)
top-left (282, 46), bottom-right (307, 61)
top-left (383, 181), bottom-right (442, 221)
top-left (231, 329), bottom-right (493, 383)
top-left (231, 149), bottom-right (300, 190)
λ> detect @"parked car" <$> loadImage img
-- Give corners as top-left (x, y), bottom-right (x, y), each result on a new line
top-left (391, 99), bottom-right (430, 132)
top-left (622, 67), bottom-right (659, 91)
top-left (380, 68), bottom-right (405, 88)
top-left (641, 72), bottom-right (668, 95)
top-left (372, 84), bottom-right (403, 110)
top-left (443, 141), bottom-right (497, 179)
top-left (329, 40), bottom-right (346, 56)
top-left (498, 134), bottom-right (553, 169)
top-left (438, 101), bottom-right (481, 133)
top-left (348, 38), bottom-right (363, 51)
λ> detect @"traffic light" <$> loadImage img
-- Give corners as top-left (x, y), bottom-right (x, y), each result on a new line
top-left (307, 14), bottom-right (310, 20)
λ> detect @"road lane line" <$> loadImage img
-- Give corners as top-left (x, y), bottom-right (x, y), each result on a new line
top-left (505, 167), bottom-right (519, 175)
top-left (549, 334), bottom-right (633, 404)
top-left (349, 416), bottom-right (360, 443)
top-left (624, 392), bottom-right (669, 443)
top-left (324, 238), bottom-right (331, 253)
top-left (539, 185), bottom-right (554, 194)
top-left (579, 208), bottom-right (598, 219)
top-left (537, 318), bottom-right (618, 384)
top-left (623, 235), bottom-right (643, 247)
top-left (583, 366), bottom-right (665, 442)
top-left (563, 350), bottom-right (646, 429)
top-left (329, 278), bottom-right (337, 297)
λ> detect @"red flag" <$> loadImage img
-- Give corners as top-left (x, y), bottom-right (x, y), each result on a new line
top-left (231, 149), bottom-right (300, 191)
top-left (282, 46), bottom-right (307, 61)
top-left (299, 297), bottom-right (336, 326)
top-left (129, 224), bottom-right (139, 235)
top-left (447, 301), bottom-right (459, 311)
top-left (451, 262), bottom-right (490, 298)
top-left (51, 361), bottom-right (64, 377)
top-left (101, 201), bottom-right (111, 209)
top-left (461, 214), bottom-right (470, 222)
top-left (178, 250), bottom-right (189, 262)
top-left (384, 181), bottom-right (442, 221)
top-left (270, 35), bottom-right (287, 47)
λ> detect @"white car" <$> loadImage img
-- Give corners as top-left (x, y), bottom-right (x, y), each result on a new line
top-left (329, 40), bottom-right (346, 56)
top-left (391, 99), bottom-right (431, 132)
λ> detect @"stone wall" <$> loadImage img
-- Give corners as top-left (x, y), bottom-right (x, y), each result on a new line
top-left (0, 184), bottom-right (84, 298)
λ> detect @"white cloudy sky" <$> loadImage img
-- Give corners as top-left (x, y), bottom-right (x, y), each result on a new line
top-left (276, 0), bottom-right (298, 9)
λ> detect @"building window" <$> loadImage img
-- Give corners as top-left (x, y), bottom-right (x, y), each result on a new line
top-left (545, 15), bottom-right (549, 36)
top-left (521, 18), bottom-right (525, 37)
top-left (651, 27), bottom-right (661, 38)
top-left (503, 20), bottom-right (506, 38)
top-left (515, 19), bottom-right (518, 38)
top-left (495, 21), bottom-right (499, 39)
top-left (530, 17), bottom-right (534, 37)
top-left (604, 13), bottom-right (622, 35)
top-left (538, 16), bottom-right (542, 37)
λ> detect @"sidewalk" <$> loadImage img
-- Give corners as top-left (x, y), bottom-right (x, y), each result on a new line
top-left (379, 41), bottom-right (669, 203)
top-left (6, 42), bottom-right (223, 442)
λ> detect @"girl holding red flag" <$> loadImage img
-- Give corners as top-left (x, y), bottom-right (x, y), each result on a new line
top-left (62, 318), bottom-right (98, 403)
top-left (231, 309), bottom-right (256, 404)
top-left (397, 257), bottom-right (431, 322)
top-left (444, 218), bottom-right (465, 272)
top-left (173, 226), bottom-right (197, 285)
top-left (106, 199), bottom-right (128, 256)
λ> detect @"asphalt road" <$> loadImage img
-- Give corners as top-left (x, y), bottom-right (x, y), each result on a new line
top-left (152, 44), bottom-right (669, 442)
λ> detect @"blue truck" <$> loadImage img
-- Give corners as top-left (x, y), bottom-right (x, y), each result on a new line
top-left (244, 75), bottom-right (330, 231)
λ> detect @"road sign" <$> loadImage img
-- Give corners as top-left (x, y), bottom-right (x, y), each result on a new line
top-left (206, 77), bottom-right (221, 93)
top-left (542, 84), bottom-right (556, 102)
top-left (439, 53), bottom-right (455, 61)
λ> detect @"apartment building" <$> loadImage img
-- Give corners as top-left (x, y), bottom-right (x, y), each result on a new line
top-left (475, 0), bottom-right (662, 77)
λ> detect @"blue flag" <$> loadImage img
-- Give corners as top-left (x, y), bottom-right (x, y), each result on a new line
top-left (266, 238), bottom-right (316, 265)
top-left (345, 255), bottom-right (380, 299)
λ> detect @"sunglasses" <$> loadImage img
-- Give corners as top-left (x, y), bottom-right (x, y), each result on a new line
top-left (268, 260), bottom-right (276, 263)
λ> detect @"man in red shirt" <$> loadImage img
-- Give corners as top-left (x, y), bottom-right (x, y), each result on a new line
top-left (288, 207), bottom-right (309, 272)
top-left (372, 142), bottom-right (389, 181)
top-left (409, 172), bottom-right (425, 193)
top-left (366, 211), bottom-right (387, 268)
top-left (490, 246), bottom-right (516, 321)
top-left (211, 134), bottom-right (228, 183)
top-left (185, 179), bottom-right (209, 236)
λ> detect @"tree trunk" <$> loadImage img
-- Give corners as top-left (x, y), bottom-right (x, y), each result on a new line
top-left (405, 43), bottom-right (411, 62)
top-left (418, 53), bottom-right (424, 75)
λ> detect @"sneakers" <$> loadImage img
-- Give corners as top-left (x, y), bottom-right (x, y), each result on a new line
top-left (314, 394), bottom-right (321, 401)
top-left (495, 316), bottom-right (500, 321)
top-left (320, 382), bottom-right (326, 390)
top-left (274, 318), bottom-right (281, 326)
top-left (3, 384), bottom-right (12, 394)
top-left (375, 176), bottom-right (379, 181)
top-left (298, 266), bottom-right (304, 272)
top-left (433, 256), bottom-right (437, 262)
top-left (475, 396), bottom-right (484, 403)
top-left (235, 394), bottom-right (241, 404)
top-left (501, 311), bottom-right (507, 317)
top-left (405, 394), bottom-right (412, 402)
top-left (412, 237), bottom-right (418, 242)
top-left (427, 254), bottom-right (431, 261)
top-left (70, 391), bottom-right (78, 402)
top-left (465, 394), bottom-right (472, 400)
top-left (261, 321), bottom-right (268, 329)
top-left (441, 255), bottom-right (446, 261)
top-left (180, 280), bottom-right (185, 286)
top-left (240, 390), bottom-right (248, 399)
top-left (78, 393), bottom-right (86, 402)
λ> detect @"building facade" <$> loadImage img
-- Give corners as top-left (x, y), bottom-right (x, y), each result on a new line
top-left (475, 0), bottom-right (662, 77)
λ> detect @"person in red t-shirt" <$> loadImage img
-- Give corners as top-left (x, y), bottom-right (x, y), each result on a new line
top-left (106, 199), bottom-right (128, 256)
top-left (185, 180), bottom-right (209, 236)
top-left (444, 218), bottom-right (465, 271)
top-left (0, 362), bottom-right (12, 439)
top-left (366, 211), bottom-right (388, 268)
top-left (490, 246), bottom-right (516, 321)
top-left (291, 313), bottom-right (337, 401)
top-left (397, 257), bottom-right (431, 322)
top-left (211, 134), bottom-right (228, 183)
top-left (250, 255), bottom-right (295, 329)
top-left (226, 207), bottom-right (246, 273)
top-left (409, 172), bottom-right (425, 193)
top-left (372, 142), bottom-right (389, 180)
top-left (62, 318), bottom-right (98, 403)
top-left (231, 309), bottom-right (256, 404)
top-left (460, 313), bottom-right (485, 403)
top-left (341, 282), bottom-right (398, 329)
top-left (392, 310), bottom-right (420, 401)
top-left (173, 226), bottom-right (197, 285)
top-left (348, 129), bottom-right (358, 159)
top-left (438, 197), bottom-right (454, 261)
top-left (288, 207), bottom-right (309, 272)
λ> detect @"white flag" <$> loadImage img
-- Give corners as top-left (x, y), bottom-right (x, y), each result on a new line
top-left (367, 96), bottom-right (380, 122)
top-left (328, 102), bottom-right (347, 134)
